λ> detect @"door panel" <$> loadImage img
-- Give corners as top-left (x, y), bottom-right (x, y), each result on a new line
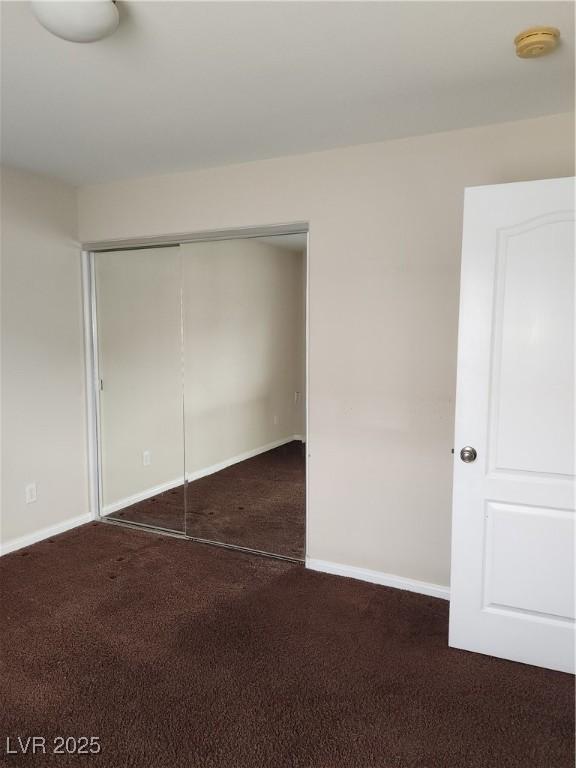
top-left (95, 247), bottom-right (185, 534)
top-left (181, 237), bottom-right (307, 560)
top-left (490, 217), bottom-right (574, 476)
top-left (449, 177), bottom-right (575, 673)
top-left (484, 502), bottom-right (574, 620)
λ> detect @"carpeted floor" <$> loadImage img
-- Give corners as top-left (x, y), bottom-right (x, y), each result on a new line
top-left (1, 523), bottom-right (573, 767)
top-left (107, 441), bottom-right (306, 559)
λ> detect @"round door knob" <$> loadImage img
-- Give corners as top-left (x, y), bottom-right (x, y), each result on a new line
top-left (460, 446), bottom-right (477, 463)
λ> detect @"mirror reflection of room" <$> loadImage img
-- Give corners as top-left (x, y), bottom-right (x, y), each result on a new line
top-left (183, 235), bottom-right (306, 560)
top-left (95, 247), bottom-right (185, 533)
top-left (95, 234), bottom-right (307, 559)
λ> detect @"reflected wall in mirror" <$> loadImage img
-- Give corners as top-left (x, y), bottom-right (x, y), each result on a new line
top-left (182, 235), bottom-right (307, 559)
top-left (95, 247), bottom-right (185, 533)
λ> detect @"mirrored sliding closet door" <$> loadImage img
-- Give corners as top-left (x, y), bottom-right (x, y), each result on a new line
top-left (94, 247), bottom-right (186, 533)
top-left (181, 236), bottom-right (307, 559)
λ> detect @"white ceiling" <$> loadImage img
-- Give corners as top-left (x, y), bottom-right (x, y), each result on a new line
top-left (1, 1), bottom-right (573, 186)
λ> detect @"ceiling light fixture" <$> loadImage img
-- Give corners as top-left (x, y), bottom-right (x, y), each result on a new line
top-left (31, 1), bottom-right (119, 43)
top-left (514, 26), bottom-right (560, 58)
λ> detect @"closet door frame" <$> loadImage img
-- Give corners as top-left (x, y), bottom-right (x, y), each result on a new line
top-left (82, 221), bottom-right (310, 558)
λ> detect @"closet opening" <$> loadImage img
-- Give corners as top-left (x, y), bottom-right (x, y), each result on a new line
top-left (85, 226), bottom-right (308, 563)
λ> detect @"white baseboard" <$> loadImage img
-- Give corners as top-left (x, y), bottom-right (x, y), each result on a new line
top-left (103, 435), bottom-right (305, 515)
top-left (186, 435), bottom-right (304, 482)
top-left (102, 476), bottom-right (183, 516)
top-left (0, 512), bottom-right (92, 556)
top-left (306, 558), bottom-right (450, 600)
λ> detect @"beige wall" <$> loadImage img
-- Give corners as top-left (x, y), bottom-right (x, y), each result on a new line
top-left (95, 248), bottom-right (184, 508)
top-left (183, 239), bottom-right (305, 476)
top-left (1, 166), bottom-right (87, 550)
top-left (95, 239), bottom-right (306, 509)
top-left (79, 113), bottom-right (575, 586)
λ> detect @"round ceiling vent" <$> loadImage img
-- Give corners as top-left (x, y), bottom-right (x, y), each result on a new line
top-left (514, 26), bottom-right (560, 58)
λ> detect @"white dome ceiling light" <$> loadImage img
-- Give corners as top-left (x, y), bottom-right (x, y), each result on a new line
top-left (31, 1), bottom-right (119, 43)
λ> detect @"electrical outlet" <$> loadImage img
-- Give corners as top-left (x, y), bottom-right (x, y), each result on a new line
top-left (25, 482), bottom-right (37, 504)
top-left (294, 391), bottom-right (301, 403)
top-left (273, 414), bottom-right (279, 426)
top-left (142, 450), bottom-right (151, 467)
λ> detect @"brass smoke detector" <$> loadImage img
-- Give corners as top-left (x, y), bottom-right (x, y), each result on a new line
top-left (514, 26), bottom-right (560, 58)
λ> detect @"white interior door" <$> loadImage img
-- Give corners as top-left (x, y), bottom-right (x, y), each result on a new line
top-left (449, 177), bottom-right (575, 673)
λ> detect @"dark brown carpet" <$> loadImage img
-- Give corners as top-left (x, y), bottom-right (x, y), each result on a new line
top-left (1, 523), bottom-right (573, 768)
top-left (107, 441), bottom-right (306, 559)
